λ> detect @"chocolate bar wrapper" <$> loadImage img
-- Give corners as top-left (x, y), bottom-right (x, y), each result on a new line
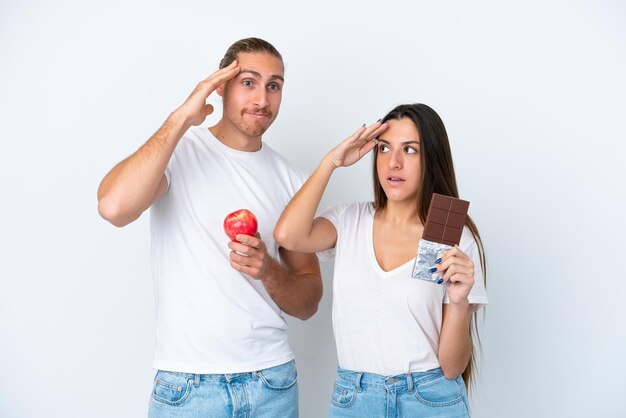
top-left (411, 239), bottom-right (451, 282)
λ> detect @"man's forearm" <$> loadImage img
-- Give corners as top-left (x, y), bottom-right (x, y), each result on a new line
top-left (261, 258), bottom-right (322, 321)
top-left (97, 111), bottom-right (190, 226)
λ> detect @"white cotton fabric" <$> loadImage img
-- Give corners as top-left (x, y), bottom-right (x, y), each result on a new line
top-left (150, 126), bottom-right (306, 374)
top-left (319, 202), bottom-right (488, 376)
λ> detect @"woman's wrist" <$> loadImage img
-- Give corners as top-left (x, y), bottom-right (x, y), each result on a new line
top-left (321, 153), bottom-right (339, 171)
top-left (448, 297), bottom-right (470, 309)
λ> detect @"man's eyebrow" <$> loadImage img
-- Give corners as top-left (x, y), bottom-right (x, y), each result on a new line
top-left (376, 138), bottom-right (420, 145)
top-left (239, 70), bottom-right (284, 83)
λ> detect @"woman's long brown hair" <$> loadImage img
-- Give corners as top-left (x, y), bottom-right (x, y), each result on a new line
top-left (372, 103), bottom-right (486, 393)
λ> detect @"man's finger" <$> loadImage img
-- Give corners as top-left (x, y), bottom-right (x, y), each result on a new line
top-left (236, 234), bottom-right (262, 249)
top-left (228, 241), bottom-right (250, 255)
top-left (204, 61), bottom-right (241, 89)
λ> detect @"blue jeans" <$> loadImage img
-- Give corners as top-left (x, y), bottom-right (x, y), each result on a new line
top-left (148, 360), bottom-right (298, 418)
top-left (328, 367), bottom-right (470, 417)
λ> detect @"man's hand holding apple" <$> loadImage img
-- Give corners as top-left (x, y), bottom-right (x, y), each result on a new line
top-left (227, 233), bottom-right (275, 280)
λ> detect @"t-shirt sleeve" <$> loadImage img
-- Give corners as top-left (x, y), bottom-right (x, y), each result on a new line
top-left (315, 203), bottom-right (350, 261)
top-left (443, 229), bottom-right (489, 313)
top-left (164, 165), bottom-right (172, 187)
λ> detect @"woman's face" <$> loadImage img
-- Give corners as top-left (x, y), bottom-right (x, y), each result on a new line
top-left (376, 118), bottom-right (422, 204)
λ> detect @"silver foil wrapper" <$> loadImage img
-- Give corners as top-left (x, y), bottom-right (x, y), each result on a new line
top-left (411, 239), bottom-right (451, 282)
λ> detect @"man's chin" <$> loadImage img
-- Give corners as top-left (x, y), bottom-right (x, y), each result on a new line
top-left (242, 121), bottom-right (273, 138)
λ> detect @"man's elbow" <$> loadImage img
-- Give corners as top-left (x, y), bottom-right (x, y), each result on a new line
top-left (98, 197), bottom-right (133, 227)
top-left (293, 283), bottom-right (322, 321)
top-left (294, 303), bottom-right (319, 321)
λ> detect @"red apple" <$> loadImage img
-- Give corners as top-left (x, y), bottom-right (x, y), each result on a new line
top-left (223, 209), bottom-right (258, 241)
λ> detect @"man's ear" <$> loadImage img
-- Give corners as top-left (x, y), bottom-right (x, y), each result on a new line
top-left (216, 83), bottom-right (225, 97)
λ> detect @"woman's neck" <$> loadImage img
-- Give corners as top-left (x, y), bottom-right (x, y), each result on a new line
top-left (377, 200), bottom-right (421, 227)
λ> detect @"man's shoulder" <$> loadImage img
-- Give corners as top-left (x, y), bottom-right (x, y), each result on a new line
top-left (261, 143), bottom-right (307, 179)
top-left (174, 126), bottom-right (208, 153)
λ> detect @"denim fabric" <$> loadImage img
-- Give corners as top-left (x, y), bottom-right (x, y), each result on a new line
top-left (328, 367), bottom-right (470, 418)
top-left (148, 360), bottom-right (298, 418)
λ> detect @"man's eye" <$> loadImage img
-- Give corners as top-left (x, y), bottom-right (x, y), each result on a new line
top-left (242, 80), bottom-right (253, 87)
top-left (378, 144), bottom-right (389, 152)
top-left (268, 83), bottom-right (281, 92)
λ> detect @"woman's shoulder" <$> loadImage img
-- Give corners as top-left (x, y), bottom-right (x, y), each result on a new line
top-left (345, 201), bottom-right (374, 219)
top-left (319, 201), bottom-right (373, 225)
top-left (324, 201), bottom-right (372, 214)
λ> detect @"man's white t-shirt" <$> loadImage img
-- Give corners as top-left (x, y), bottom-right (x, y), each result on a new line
top-left (320, 202), bottom-right (488, 376)
top-left (150, 126), bottom-right (306, 374)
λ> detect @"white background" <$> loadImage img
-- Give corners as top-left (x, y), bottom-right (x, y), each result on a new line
top-left (1, 1), bottom-right (625, 417)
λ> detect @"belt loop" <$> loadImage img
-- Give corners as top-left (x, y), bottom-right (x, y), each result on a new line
top-left (406, 373), bottom-right (414, 393)
top-left (193, 374), bottom-right (201, 387)
top-left (355, 372), bottom-right (363, 393)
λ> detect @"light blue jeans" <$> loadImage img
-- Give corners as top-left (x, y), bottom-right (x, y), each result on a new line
top-left (148, 360), bottom-right (298, 418)
top-left (328, 367), bottom-right (470, 417)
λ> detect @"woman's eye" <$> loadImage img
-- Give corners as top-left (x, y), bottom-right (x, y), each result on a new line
top-left (378, 144), bottom-right (389, 152)
top-left (405, 146), bottom-right (417, 154)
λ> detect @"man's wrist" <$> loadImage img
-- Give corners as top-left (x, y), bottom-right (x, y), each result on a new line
top-left (169, 108), bottom-right (193, 131)
top-left (260, 257), bottom-right (284, 287)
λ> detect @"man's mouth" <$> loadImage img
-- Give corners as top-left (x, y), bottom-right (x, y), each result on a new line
top-left (244, 110), bottom-right (271, 119)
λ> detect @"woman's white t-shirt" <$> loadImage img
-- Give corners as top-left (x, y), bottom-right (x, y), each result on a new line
top-left (319, 202), bottom-right (488, 376)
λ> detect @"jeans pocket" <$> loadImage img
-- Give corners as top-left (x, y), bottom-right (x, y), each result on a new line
top-left (330, 383), bottom-right (357, 408)
top-left (151, 371), bottom-right (194, 406)
top-left (258, 360), bottom-right (298, 391)
top-left (414, 374), bottom-right (464, 407)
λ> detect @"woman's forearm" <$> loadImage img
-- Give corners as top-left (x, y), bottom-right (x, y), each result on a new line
top-left (437, 300), bottom-right (473, 379)
top-left (274, 154), bottom-right (336, 252)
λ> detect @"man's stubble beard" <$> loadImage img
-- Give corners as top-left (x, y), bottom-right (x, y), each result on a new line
top-left (223, 101), bottom-right (278, 139)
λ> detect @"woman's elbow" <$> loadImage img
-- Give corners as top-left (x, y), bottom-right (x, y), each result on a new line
top-left (273, 226), bottom-right (296, 250)
top-left (442, 368), bottom-right (461, 380)
top-left (439, 360), bottom-right (467, 380)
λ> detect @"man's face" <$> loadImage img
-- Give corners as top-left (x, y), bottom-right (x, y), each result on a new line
top-left (219, 52), bottom-right (284, 139)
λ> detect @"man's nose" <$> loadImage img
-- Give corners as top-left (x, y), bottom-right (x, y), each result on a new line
top-left (253, 88), bottom-right (269, 109)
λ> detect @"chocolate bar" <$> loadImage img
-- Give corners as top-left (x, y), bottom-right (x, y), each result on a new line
top-left (422, 193), bottom-right (469, 246)
top-left (411, 194), bottom-right (470, 282)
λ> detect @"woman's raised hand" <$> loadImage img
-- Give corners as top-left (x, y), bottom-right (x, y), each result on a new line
top-left (328, 121), bottom-right (388, 168)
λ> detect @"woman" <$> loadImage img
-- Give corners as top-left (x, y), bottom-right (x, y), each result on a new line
top-left (274, 104), bottom-right (488, 417)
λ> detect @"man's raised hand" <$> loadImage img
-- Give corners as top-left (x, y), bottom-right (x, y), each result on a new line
top-left (176, 60), bottom-right (240, 127)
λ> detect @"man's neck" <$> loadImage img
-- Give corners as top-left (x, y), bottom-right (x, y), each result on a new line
top-left (209, 120), bottom-right (262, 152)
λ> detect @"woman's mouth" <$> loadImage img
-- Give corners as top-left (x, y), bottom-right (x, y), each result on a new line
top-left (386, 176), bottom-right (405, 185)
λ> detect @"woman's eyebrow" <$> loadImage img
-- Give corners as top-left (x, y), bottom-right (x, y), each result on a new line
top-left (376, 138), bottom-right (420, 145)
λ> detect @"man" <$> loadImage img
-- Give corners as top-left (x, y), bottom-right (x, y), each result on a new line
top-left (97, 38), bottom-right (322, 417)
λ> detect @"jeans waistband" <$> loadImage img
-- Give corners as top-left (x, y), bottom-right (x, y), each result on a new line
top-left (336, 367), bottom-right (445, 392)
top-left (157, 359), bottom-right (295, 386)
